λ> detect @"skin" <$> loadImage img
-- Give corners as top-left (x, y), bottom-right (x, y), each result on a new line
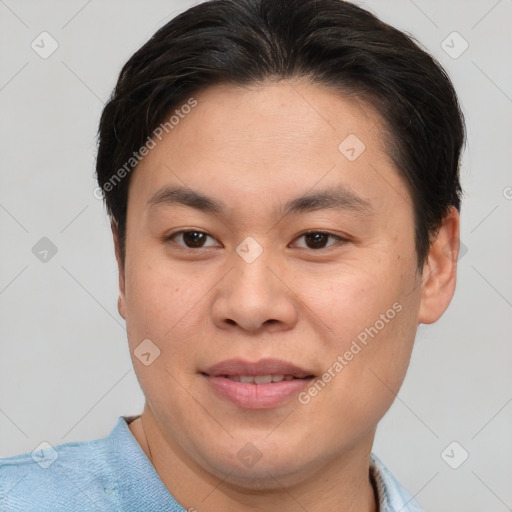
top-left (113, 79), bottom-right (460, 511)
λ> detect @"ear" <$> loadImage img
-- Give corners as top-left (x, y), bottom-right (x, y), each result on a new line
top-left (418, 206), bottom-right (461, 324)
top-left (111, 220), bottom-right (127, 320)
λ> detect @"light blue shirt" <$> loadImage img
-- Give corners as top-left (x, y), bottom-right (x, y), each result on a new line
top-left (1, 416), bottom-right (423, 511)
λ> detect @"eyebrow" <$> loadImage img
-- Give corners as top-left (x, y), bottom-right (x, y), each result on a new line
top-left (147, 184), bottom-right (374, 217)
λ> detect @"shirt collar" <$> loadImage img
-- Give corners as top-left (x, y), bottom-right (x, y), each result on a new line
top-left (107, 416), bottom-right (184, 511)
top-left (370, 453), bottom-right (423, 512)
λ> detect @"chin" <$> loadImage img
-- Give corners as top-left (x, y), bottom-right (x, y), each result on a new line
top-left (201, 443), bottom-right (318, 491)
top-left (214, 463), bottom-right (309, 492)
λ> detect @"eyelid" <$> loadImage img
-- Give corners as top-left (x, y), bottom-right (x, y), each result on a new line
top-left (165, 229), bottom-right (348, 251)
top-left (290, 231), bottom-right (346, 250)
top-left (166, 229), bottom-right (222, 248)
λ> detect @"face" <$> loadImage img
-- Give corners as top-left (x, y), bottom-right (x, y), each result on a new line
top-left (116, 80), bottom-right (456, 489)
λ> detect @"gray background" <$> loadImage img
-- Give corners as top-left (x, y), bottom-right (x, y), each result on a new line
top-left (1, 0), bottom-right (511, 510)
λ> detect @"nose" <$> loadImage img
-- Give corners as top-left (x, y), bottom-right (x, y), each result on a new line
top-left (211, 246), bottom-right (298, 334)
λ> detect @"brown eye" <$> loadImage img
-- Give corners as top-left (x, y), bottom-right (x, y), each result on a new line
top-left (293, 231), bottom-right (343, 250)
top-left (168, 230), bottom-right (220, 249)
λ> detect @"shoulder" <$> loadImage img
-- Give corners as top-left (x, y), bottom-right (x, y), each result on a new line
top-left (0, 418), bottom-right (126, 512)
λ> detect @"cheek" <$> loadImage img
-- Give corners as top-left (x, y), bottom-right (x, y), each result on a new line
top-left (301, 296), bottom-right (419, 448)
top-left (298, 254), bottom-right (420, 398)
top-left (123, 254), bottom-right (207, 348)
top-left (298, 257), bottom-right (412, 341)
top-left (123, 262), bottom-right (209, 407)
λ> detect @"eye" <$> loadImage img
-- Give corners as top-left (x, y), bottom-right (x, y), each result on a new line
top-left (167, 230), bottom-right (221, 249)
top-left (292, 231), bottom-right (345, 250)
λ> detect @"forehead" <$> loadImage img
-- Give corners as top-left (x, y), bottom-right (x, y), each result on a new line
top-left (128, 80), bottom-right (409, 217)
top-left (176, 80), bottom-right (386, 163)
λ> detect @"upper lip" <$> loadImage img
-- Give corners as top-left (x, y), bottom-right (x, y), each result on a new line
top-left (202, 358), bottom-right (315, 378)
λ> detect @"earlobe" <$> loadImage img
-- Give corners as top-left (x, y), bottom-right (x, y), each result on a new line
top-left (418, 206), bottom-right (460, 324)
top-left (111, 220), bottom-right (127, 320)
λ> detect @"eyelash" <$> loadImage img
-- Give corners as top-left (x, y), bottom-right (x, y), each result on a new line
top-left (165, 230), bottom-right (347, 251)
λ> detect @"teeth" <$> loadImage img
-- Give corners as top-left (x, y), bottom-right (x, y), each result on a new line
top-left (254, 375), bottom-right (273, 384)
top-left (225, 374), bottom-right (295, 384)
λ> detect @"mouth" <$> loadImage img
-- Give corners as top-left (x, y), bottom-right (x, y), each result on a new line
top-left (202, 357), bottom-right (315, 379)
top-left (200, 358), bottom-right (316, 409)
top-left (214, 374), bottom-right (309, 383)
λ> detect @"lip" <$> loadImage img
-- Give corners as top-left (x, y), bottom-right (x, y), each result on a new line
top-left (201, 358), bottom-right (315, 409)
top-left (202, 358), bottom-right (315, 378)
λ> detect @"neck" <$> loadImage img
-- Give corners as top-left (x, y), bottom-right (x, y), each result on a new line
top-left (129, 405), bottom-right (378, 512)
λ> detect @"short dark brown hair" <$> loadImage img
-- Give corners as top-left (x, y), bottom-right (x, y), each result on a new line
top-left (96, 0), bottom-right (465, 267)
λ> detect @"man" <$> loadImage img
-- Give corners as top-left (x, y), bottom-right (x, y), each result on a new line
top-left (0, 0), bottom-right (464, 510)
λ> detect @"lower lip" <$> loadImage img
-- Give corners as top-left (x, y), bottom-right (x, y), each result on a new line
top-left (203, 375), bottom-right (313, 409)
